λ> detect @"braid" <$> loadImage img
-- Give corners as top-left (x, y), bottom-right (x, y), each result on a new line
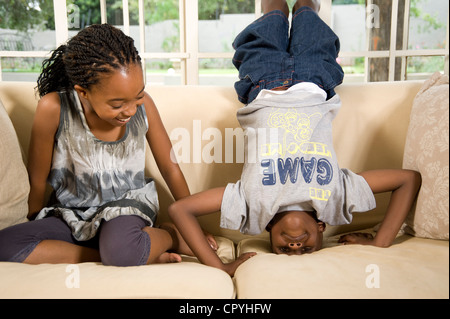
top-left (36, 45), bottom-right (70, 97)
top-left (37, 24), bottom-right (141, 97)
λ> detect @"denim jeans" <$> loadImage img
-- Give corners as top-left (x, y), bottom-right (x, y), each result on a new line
top-left (232, 7), bottom-right (344, 104)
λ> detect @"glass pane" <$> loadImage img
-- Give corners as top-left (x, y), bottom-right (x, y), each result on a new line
top-left (1, 57), bottom-right (44, 82)
top-left (341, 56), bottom-right (365, 83)
top-left (199, 58), bottom-right (238, 86)
top-left (331, 1), bottom-right (367, 53)
top-left (146, 59), bottom-right (182, 86)
top-left (141, 0), bottom-right (180, 53)
top-left (0, 1), bottom-right (56, 50)
top-left (408, 1), bottom-right (448, 50)
top-left (406, 56), bottom-right (446, 80)
top-left (199, 0), bottom-right (255, 53)
top-left (106, 0), bottom-right (123, 25)
top-left (67, 0), bottom-right (102, 30)
top-left (0, 0), bottom-right (55, 81)
top-left (0, 0), bottom-right (55, 34)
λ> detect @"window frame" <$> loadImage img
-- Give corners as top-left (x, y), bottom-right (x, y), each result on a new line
top-left (0, 0), bottom-right (448, 83)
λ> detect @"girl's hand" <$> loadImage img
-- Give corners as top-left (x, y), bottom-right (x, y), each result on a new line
top-left (338, 232), bottom-right (374, 246)
top-left (222, 252), bottom-right (257, 277)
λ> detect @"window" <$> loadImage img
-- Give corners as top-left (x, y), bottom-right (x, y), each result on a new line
top-left (1, 0), bottom-right (448, 84)
top-left (333, 0), bottom-right (449, 82)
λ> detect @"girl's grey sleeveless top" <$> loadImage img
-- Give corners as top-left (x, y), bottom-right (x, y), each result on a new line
top-left (35, 90), bottom-right (158, 241)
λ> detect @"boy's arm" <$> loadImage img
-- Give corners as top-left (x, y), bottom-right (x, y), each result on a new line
top-left (168, 187), bottom-right (255, 276)
top-left (339, 169), bottom-right (421, 248)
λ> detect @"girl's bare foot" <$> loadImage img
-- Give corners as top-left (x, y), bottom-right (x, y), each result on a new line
top-left (293, 0), bottom-right (321, 14)
top-left (154, 252), bottom-right (182, 264)
top-left (262, 0), bottom-right (290, 17)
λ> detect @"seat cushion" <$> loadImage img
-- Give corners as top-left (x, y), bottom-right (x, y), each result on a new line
top-left (0, 236), bottom-right (236, 299)
top-left (234, 234), bottom-right (449, 299)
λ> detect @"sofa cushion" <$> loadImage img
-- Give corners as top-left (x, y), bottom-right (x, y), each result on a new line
top-left (0, 261), bottom-right (235, 299)
top-left (402, 72), bottom-right (449, 240)
top-left (0, 236), bottom-right (236, 298)
top-left (234, 234), bottom-right (449, 298)
top-left (0, 98), bottom-right (29, 230)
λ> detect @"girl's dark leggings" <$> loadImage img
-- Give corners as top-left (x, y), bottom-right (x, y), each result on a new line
top-left (0, 215), bottom-right (151, 266)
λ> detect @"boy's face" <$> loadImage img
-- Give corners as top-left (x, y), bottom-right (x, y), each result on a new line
top-left (268, 211), bottom-right (325, 255)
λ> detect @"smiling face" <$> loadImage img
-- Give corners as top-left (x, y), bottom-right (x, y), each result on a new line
top-left (268, 211), bottom-right (326, 255)
top-left (74, 62), bottom-right (145, 128)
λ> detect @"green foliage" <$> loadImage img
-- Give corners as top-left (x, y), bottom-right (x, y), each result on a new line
top-left (0, 0), bottom-right (55, 31)
top-left (332, 0), bottom-right (365, 5)
top-left (198, 0), bottom-right (254, 20)
top-left (67, 0), bottom-right (102, 27)
top-left (128, 0), bottom-right (179, 25)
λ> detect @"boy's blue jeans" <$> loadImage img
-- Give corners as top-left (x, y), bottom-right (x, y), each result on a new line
top-left (233, 7), bottom-right (344, 104)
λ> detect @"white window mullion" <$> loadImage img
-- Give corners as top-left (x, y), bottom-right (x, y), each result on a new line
top-left (185, 0), bottom-right (199, 85)
top-left (100, 0), bottom-right (107, 24)
top-left (138, 0), bottom-right (145, 53)
top-left (255, 0), bottom-right (261, 18)
top-left (400, 0), bottom-right (411, 81)
top-left (122, 0), bottom-right (130, 36)
top-left (364, 0), bottom-right (373, 82)
top-left (179, 0), bottom-right (187, 85)
top-left (388, 0), bottom-right (399, 82)
top-left (319, 0), bottom-right (333, 26)
top-left (138, 0), bottom-right (146, 83)
top-left (53, 0), bottom-right (69, 47)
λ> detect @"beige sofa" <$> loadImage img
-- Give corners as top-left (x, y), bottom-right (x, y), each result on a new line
top-left (0, 74), bottom-right (448, 299)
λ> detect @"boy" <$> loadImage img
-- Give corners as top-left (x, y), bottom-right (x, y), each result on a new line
top-left (168, 0), bottom-right (421, 276)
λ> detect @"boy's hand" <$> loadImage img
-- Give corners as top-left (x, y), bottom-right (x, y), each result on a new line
top-left (338, 232), bottom-right (374, 246)
top-left (203, 230), bottom-right (218, 251)
top-left (222, 252), bottom-right (256, 277)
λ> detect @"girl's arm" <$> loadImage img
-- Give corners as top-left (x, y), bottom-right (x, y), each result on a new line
top-left (143, 93), bottom-right (189, 200)
top-left (143, 94), bottom-right (218, 251)
top-left (168, 187), bottom-right (256, 276)
top-left (339, 169), bottom-right (421, 247)
top-left (27, 93), bottom-right (61, 219)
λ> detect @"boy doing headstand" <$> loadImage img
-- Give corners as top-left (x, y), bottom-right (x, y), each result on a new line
top-left (168, 0), bottom-right (421, 276)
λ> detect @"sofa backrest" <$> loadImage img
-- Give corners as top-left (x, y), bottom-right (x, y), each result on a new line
top-left (0, 81), bottom-right (423, 242)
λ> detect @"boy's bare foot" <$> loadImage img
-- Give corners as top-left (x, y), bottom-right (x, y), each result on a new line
top-left (262, 0), bottom-right (290, 17)
top-left (293, 0), bottom-right (321, 14)
top-left (159, 222), bottom-right (194, 256)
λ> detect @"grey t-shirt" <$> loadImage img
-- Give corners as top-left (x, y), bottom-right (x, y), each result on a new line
top-left (221, 84), bottom-right (376, 235)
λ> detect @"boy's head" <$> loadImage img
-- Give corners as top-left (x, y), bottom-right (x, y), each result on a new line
top-left (266, 211), bottom-right (326, 255)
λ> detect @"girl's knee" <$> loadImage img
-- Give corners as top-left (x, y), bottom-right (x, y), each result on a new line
top-left (99, 216), bottom-right (151, 266)
top-left (99, 240), bottom-right (150, 266)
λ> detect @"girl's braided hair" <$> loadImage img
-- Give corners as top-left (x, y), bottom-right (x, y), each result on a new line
top-left (37, 24), bottom-right (141, 97)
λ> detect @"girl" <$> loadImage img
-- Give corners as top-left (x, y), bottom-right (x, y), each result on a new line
top-left (0, 24), bottom-right (214, 266)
